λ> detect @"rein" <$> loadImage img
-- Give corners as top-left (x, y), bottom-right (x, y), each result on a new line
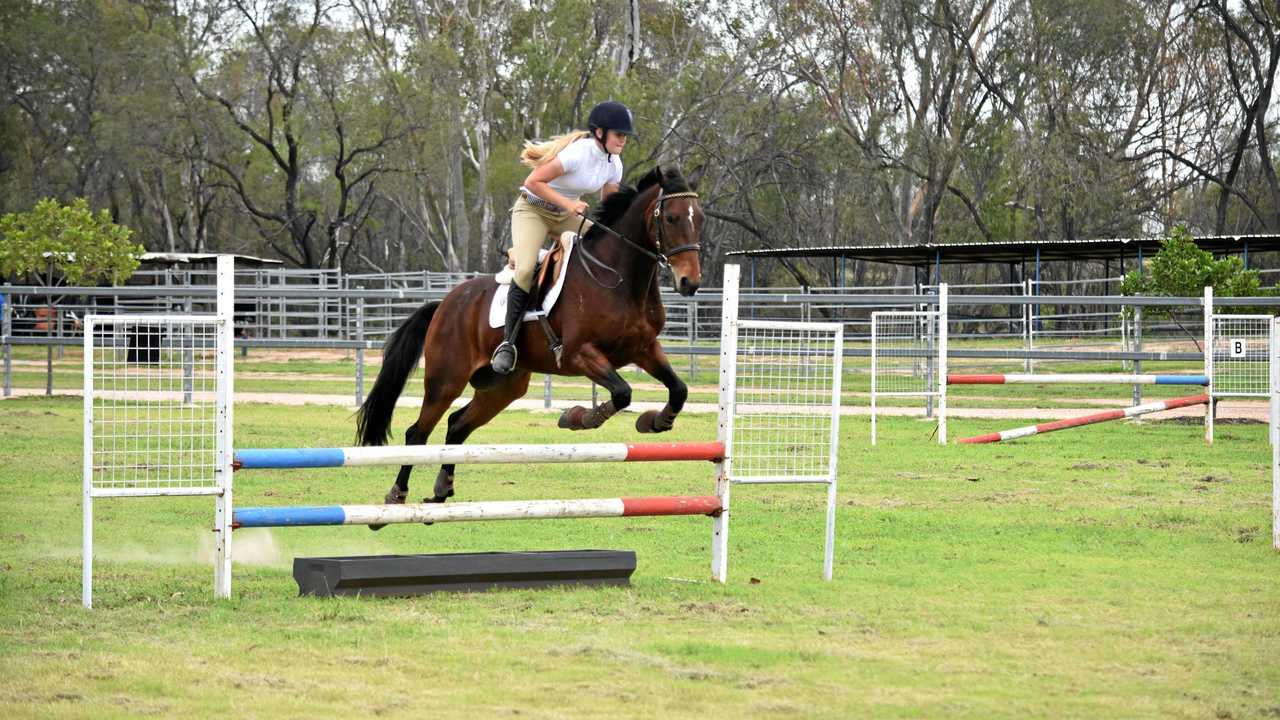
top-left (574, 188), bottom-right (701, 289)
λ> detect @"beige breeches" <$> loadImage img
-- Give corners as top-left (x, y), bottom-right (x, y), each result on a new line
top-left (509, 196), bottom-right (593, 291)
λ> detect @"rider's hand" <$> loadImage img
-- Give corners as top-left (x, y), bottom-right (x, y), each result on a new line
top-left (567, 200), bottom-right (589, 216)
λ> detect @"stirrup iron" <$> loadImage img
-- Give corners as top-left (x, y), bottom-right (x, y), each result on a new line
top-left (491, 341), bottom-right (518, 374)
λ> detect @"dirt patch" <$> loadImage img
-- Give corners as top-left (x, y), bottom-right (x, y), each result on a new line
top-left (1167, 416), bottom-right (1264, 425)
top-left (239, 348), bottom-right (352, 363)
top-left (1235, 527), bottom-right (1261, 543)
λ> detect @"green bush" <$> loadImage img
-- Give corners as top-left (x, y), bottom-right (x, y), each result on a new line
top-left (1119, 225), bottom-right (1267, 301)
top-left (0, 197), bottom-right (144, 284)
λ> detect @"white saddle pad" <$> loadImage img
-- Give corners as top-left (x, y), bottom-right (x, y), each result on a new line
top-left (489, 233), bottom-right (577, 328)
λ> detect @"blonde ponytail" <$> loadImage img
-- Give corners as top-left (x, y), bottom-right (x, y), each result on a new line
top-left (519, 130), bottom-right (591, 168)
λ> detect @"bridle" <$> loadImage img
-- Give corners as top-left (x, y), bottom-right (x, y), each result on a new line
top-left (650, 189), bottom-right (702, 263)
top-left (579, 188), bottom-right (701, 270)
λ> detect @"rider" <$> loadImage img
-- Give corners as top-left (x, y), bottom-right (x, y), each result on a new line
top-left (490, 100), bottom-right (637, 374)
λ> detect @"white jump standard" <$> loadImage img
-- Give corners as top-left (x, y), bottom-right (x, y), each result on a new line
top-left (870, 285), bottom-right (947, 445)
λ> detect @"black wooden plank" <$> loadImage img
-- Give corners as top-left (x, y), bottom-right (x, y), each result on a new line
top-left (293, 550), bottom-right (636, 597)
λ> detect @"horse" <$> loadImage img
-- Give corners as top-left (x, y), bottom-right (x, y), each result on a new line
top-left (354, 164), bottom-right (706, 523)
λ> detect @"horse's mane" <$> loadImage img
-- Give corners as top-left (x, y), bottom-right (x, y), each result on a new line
top-left (585, 166), bottom-right (690, 239)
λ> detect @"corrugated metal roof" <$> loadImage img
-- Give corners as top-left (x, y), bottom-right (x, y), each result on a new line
top-left (140, 252), bottom-right (284, 266)
top-left (726, 235), bottom-right (1280, 265)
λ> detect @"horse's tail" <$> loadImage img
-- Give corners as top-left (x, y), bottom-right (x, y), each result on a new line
top-left (356, 301), bottom-right (439, 446)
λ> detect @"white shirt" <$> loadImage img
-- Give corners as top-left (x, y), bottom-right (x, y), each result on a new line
top-left (540, 138), bottom-right (622, 201)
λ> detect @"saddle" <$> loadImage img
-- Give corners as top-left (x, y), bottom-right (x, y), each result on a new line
top-left (495, 231), bottom-right (579, 367)
top-left (506, 231), bottom-right (574, 304)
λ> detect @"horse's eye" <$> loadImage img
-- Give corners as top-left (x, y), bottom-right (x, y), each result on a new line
top-left (665, 215), bottom-right (677, 224)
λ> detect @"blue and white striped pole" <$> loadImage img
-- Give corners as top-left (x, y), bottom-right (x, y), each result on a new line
top-left (233, 496), bottom-right (724, 528)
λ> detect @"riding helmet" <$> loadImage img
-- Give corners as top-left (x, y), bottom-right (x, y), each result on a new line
top-left (587, 101), bottom-right (637, 137)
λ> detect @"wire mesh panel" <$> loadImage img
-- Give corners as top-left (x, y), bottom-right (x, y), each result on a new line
top-left (871, 307), bottom-right (946, 444)
top-left (714, 293), bottom-right (844, 581)
top-left (871, 311), bottom-right (940, 395)
top-left (85, 316), bottom-right (224, 495)
top-left (1211, 314), bottom-right (1273, 397)
top-left (83, 255), bottom-right (235, 609)
top-left (728, 320), bottom-right (843, 482)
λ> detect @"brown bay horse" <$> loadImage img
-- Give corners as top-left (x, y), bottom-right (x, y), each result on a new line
top-left (355, 165), bottom-right (705, 522)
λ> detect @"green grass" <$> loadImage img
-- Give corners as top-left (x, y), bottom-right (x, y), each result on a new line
top-left (1, 396), bottom-right (1277, 718)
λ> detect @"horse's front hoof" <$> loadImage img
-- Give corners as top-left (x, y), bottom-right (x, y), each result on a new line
top-left (635, 410), bottom-right (660, 433)
top-left (558, 406), bottom-right (588, 430)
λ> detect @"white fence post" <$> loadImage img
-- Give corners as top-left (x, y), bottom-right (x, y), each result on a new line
top-left (1204, 286), bottom-right (1214, 444)
top-left (2, 300), bottom-right (11, 397)
top-left (1023, 278), bottom-right (1033, 373)
top-left (81, 315), bottom-right (95, 608)
top-left (355, 298), bottom-right (365, 407)
top-left (1271, 316), bottom-right (1279, 550)
top-left (1132, 305), bottom-right (1143, 406)
top-left (939, 283), bottom-right (948, 445)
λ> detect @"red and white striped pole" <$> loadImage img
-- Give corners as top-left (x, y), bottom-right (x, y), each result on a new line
top-left (958, 394), bottom-right (1210, 444)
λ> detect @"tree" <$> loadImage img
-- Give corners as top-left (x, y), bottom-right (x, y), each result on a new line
top-left (350, 0), bottom-right (517, 273)
top-left (1132, 0), bottom-right (1280, 234)
top-left (2, 0), bottom-right (1274, 280)
top-left (180, 0), bottom-right (409, 269)
top-left (0, 198), bottom-right (144, 284)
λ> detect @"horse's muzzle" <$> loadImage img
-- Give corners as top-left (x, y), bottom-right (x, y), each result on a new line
top-left (677, 276), bottom-right (700, 296)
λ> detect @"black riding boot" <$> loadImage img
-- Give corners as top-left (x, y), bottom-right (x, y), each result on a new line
top-left (491, 283), bottom-right (531, 374)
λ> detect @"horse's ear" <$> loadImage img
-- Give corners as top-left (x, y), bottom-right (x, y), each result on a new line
top-left (687, 164), bottom-right (706, 191)
top-left (638, 165), bottom-right (663, 191)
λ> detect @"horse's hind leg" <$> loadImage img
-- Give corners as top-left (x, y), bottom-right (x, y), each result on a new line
top-left (632, 342), bottom-right (688, 433)
top-left (431, 372), bottom-right (532, 503)
top-left (393, 423), bottom-right (428, 493)
top-left (368, 374), bottom-right (466, 531)
top-left (558, 343), bottom-right (632, 430)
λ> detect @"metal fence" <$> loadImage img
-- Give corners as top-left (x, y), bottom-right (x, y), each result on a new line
top-left (5, 268), bottom-right (1280, 406)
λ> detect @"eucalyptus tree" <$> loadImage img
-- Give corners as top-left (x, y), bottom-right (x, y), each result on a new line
top-left (1187, 0), bottom-right (1278, 233)
top-left (347, 0), bottom-right (522, 273)
top-left (176, 0), bottom-right (410, 269)
top-left (996, 0), bottom-right (1157, 243)
top-left (1, 0), bottom-right (166, 215)
top-left (759, 0), bottom-right (1017, 254)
